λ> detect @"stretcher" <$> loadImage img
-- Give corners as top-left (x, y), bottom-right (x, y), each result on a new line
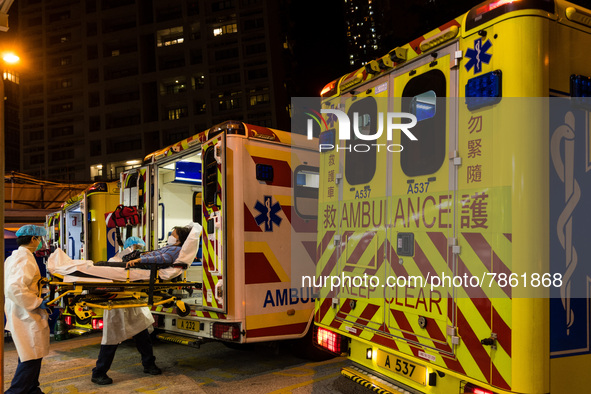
top-left (44, 239), bottom-right (201, 320)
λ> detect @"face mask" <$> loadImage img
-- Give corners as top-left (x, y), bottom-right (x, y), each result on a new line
top-left (167, 235), bottom-right (177, 246)
top-left (35, 238), bottom-right (43, 252)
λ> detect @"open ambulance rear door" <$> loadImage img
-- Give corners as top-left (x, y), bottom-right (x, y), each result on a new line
top-left (201, 129), bottom-right (227, 313)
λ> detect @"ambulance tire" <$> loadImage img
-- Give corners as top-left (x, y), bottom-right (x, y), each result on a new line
top-left (291, 327), bottom-right (335, 361)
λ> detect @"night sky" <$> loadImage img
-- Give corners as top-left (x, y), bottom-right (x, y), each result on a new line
top-left (291, 0), bottom-right (591, 96)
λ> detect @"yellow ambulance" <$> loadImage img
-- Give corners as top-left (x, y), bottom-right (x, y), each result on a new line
top-left (312, 0), bottom-right (591, 393)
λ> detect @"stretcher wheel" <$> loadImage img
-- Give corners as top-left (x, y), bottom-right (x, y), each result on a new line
top-left (176, 301), bottom-right (190, 317)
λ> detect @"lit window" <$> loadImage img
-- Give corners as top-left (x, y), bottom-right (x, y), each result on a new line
top-left (213, 23), bottom-right (237, 36)
top-left (157, 26), bottom-right (184, 47)
top-left (249, 93), bottom-right (269, 106)
top-left (167, 107), bottom-right (187, 120)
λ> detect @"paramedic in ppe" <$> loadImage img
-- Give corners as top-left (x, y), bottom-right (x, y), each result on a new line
top-left (4, 225), bottom-right (50, 394)
top-left (92, 227), bottom-right (190, 385)
top-left (92, 236), bottom-right (157, 386)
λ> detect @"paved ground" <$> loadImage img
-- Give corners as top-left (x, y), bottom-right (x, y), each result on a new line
top-left (3, 332), bottom-right (376, 394)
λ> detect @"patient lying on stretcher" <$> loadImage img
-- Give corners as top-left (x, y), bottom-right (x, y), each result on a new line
top-left (47, 224), bottom-right (200, 282)
top-left (125, 226), bottom-right (190, 268)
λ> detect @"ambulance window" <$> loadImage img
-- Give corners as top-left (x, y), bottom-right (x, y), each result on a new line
top-left (294, 166), bottom-right (319, 219)
top-left (401, 69), bottom-right (446, 177)
top-left (123, 172), bottom-right (138, 206)
top-left (411, 91), bottom-right (436, 121)
top-left (203, 147), bottom-right (218, 207)
top-left (345, 97), bottom-right (377, 185)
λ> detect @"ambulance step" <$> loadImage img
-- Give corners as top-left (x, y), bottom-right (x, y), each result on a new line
top-left (67, 328), bottom-right (92, 336)
top-left (341, 365), bottom-right (422, 394)
top-left (156, 332), bottom-right (202, 348)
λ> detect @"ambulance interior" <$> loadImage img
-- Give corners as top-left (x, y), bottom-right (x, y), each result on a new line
top-left (157, 150), bottom-right (203, 284)
top-left (64, 204), bottom-right (84, 260)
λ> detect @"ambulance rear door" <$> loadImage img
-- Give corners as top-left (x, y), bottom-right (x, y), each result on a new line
top-left (202, 132), bottom-right (227, 313)
top-left (332, 74), bottom-right (391, 333)
top-left (120, 166), bottom-right (152, 249)
top-left (384, 41), bottom-right (461, 369)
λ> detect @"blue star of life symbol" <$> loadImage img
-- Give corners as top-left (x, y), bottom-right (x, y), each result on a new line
top-left (465, 38), bottom-right (492, 74)
top-left (254, 196), bottom-right (282, 231)
top-left (326, 103), bottom-right (337, 129)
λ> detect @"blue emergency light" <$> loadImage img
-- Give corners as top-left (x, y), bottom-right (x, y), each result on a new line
top-left (256, 164), bottom-right (274, 182)
top-left (465, 70), bottom-right (502, 111)
top-left (571, 74), bottom-right (591, 97)
top-left (319, 129), bottom-right (335, 151)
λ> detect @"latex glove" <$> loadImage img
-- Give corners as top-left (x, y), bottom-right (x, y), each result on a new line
top-left (39, 299), bottom-right (50, 310)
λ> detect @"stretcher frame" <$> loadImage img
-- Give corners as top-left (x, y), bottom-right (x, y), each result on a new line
top-left (45, 263), bottom-right (202, 319)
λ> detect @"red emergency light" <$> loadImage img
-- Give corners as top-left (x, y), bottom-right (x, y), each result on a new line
top-left (476, 0), bottom-right (520, 15)
top-left (64, 315), bottom-right (72, 326)
top-left (321, 80), bottom-right (338, 97)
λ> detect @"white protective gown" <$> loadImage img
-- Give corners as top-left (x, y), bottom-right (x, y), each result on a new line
top-left (4, 246), bottom-right (50, 361)
top-left (102, 307), bottom-right (154, 345)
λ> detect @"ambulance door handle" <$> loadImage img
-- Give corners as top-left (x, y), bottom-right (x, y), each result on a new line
top-left (480, 333), bottom-right (497, 350)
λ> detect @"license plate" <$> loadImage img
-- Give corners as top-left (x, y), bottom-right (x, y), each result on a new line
top-left (176, 319), bottom-right (199, 332)
top-left (376, 350), bottom-right (426, 385)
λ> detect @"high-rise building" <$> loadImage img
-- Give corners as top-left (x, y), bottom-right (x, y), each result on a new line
top-left (18, 0), bottom-right (292, 182)
top-left (343, 0), bottom-right (380, 69)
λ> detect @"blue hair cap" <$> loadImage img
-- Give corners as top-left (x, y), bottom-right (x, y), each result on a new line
top-left (124, 236), bottom-right (146, 249)
top-left (16, 225), bottom-right (47, 237)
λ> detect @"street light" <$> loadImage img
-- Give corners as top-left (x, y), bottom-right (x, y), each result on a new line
top-left (2, 52), bottom-right (18, 64)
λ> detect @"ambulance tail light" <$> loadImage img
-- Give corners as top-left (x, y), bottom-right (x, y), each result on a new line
top-left (465, 70), bottom-right (502, 111)
top-left (463, 382), bottom-right (496, 394)
top-left (64, 315), bottom-right (73, 326)
top-left (213, 322), bottom-right (241, 341)
top-left (313, 326), bottom-right (349, 355)
top-left (92, 318), bottom-right (104, 330)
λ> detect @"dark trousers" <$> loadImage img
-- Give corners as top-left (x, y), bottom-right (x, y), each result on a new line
top-left (6, 357), bottom-right (44, 394)
top-left (92, 329), bottom-right (156, 378)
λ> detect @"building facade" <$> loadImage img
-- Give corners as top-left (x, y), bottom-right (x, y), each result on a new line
top-left (18, 0), bottom-right (291, 182)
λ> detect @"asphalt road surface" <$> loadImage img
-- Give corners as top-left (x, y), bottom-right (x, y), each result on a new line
top-left (3, 332), bottom-right (377, 394)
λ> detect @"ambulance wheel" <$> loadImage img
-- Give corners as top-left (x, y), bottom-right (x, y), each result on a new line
top-left (176, 302), bottom-right (190, 317)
